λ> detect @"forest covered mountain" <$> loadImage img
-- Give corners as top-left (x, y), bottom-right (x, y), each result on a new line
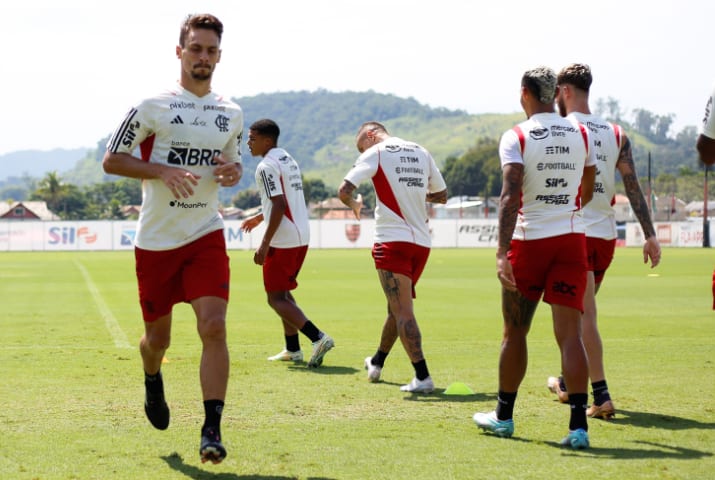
top-left (0, 89), bottom-right (703, 197)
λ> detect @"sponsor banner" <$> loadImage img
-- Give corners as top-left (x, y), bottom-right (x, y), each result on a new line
top-left (0, 220), bottom-right (709, 251)
top-left (0, 221), bottom-right (45, 251)
top-left (44, 221), bottom-right (113, 250)
top-left (677, 222), bottom-right (705, 247)
top-left (224, 221), bottom-right (253, 249)
top-left (453, 219), bottom-right (499, 247)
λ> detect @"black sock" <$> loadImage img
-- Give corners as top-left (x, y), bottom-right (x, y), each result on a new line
top-left (496, 391), bottom-right (517, 420)
top-left (412, 359), bottom-right (430, 381)
top-left (591, 380), bottom-right (611, 406)
top-left (203, 399), bottom-right (224, 430)
top-left (145, 371), bottom-right (163, 395)
top-left (372, 350), bottom-right (389, 367)
top-left (285, 334), bottom-right (300, 352)
top-left (300, 321), bottom-right (321, 343)
top-left (568, 393), bottom-right (588, 431)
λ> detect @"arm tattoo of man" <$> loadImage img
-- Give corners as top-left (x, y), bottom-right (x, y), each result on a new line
top-left (618, 137), bottom-right (656, 238)
top-left (502, 289), bottom-right (538, 328)
top-left (498, 165), bottom-right (523, 251)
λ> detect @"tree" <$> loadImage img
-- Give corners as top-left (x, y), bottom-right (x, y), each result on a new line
top-left (303, 177), bottom-right (334, 203)
top-left (232, 189), bottom-right (261, 209)
top-left (441, 138), bottom-right (500, 197)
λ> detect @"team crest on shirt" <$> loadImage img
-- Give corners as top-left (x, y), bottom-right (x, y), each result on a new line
top-left (345, 223), bottom-right (360, 242)
top-left (215, 114), bottom-right (230, 132)
top-left (529, 127), bottom-right (549, 140)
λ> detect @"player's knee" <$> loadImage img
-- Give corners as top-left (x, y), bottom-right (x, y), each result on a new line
top-left (198, 315), bottom-right (227, 342)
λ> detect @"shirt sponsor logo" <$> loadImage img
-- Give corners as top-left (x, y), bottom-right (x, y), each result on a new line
top-left (168, 200), bottom-right (209, 209)
top-left (204, 105), bottom-right (226, 112)
top-left (395, 167), bottom-right (424, 175)
top-left (168, 148), bottom-right (221, 166)
top-left (535, 194), bottom-right (570, 205)
top-left (530, 127), bottom-right (549, 140)
top-left (545, 178), bottom-right (568, 188)
top-left (398, 177), bottom-right (424, 187)
top-left (385, 144), bottom-right (402, 153)
top-left (170, 101), bottom-right (196, 110)
top-left (536, 162), bottom-right (576, 171)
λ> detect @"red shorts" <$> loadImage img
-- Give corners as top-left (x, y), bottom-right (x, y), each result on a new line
top-left (372, 242), bottom-right (430, 298)
top-left (263, 245), bottom-right (308, 292)
top-left (712, 268), bottom-right (715, 310)
top-left (507, 233), bottom-right (587, 312)
top-left (135, 229), bottom-right (230, 322)
top-left (586, 237), bottom-right (616, 284)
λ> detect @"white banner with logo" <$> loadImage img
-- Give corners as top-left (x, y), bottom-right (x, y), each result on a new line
top-left (0, 219), bottom-right (711, 251)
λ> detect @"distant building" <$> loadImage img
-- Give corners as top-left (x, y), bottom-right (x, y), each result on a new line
top-left (432, 196), bottom-right (497, 219)
top-left (311, 197), bottom-right (356, 219)
top-left (0, 201), bottom-right (60, 220)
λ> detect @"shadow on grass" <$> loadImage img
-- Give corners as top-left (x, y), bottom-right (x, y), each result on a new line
top-left (543, 440), bottom-right (714, 460)
top-left (161, 452), bottom-right (339, 480)
top-left (612, 409), bottom-right (715, 430)
top-left (402, 388), bottom-right (496, 403)
top-left (285, 364), bottom-right (360, 375)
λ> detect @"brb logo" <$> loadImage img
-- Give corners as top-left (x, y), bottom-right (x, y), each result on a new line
top-left (168, 148), bottom-right (221, 166)
top-left (48, 226), bottom-right (97, 245)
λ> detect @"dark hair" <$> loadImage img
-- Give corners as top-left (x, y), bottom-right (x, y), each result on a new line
top-left (179, 14), bottom-right (223, 47)
top-left (557, 63), bottom-right (592, 92)
top-left (250, 119), bottom-right (280, 142)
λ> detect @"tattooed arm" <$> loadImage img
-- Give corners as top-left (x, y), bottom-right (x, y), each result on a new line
top-left (616, 134), bottom-right (661, 267)
top-left (496, 163), bottom-right (523, 291)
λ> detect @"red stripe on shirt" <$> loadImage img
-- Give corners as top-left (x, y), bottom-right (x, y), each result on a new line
top-left (372, 155), bottom-right (404, 220)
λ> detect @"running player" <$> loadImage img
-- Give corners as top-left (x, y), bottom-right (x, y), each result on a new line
top-left (102, 13), bottom-right (242, 464)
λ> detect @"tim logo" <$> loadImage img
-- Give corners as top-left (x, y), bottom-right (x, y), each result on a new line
top-left (551, 281), bottom-right (577, 297)
top-left (529, 127), bottom-right (549, 140)
top-left (345, 224), bottom-right (360, 243)
top-left (121, 228), bottom-right (136, 246)
top-left (215, 114), bottom-right (230, 132)
top-left (48, 226), bottom-right (97, 245)
top-left (168, 148), bottom-right (221, 166)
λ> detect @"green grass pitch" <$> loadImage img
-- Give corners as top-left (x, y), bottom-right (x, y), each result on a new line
top-left (0, 247), bottom-right (713, 479)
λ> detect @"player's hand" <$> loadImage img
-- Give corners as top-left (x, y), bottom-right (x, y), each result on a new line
top-left (496, 254), bottom-right (517, 291)
top-left (213, 154), bottom-right (242, 187)
top-left (352, 193), bottom-right (363, 220)
top-left (161, 167), bottom-right (200, 199)
top-left (643, 236), bottom-right (661, 268)
top-left (253, 243), bottom-right (268, 265)
top-left (241, 215), bottom-right (262, 233)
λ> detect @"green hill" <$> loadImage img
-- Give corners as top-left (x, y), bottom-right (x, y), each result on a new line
top-left (235, 89), bottom-right (522, 186)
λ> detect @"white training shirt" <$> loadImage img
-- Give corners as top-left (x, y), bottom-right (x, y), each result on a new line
top-left (344, 136), bottom-right (447, 247)
top-left (701, 85), bottom-right (715, 139)
top-left (569, 112), bottom-right (624, 240)
top-left (499, 112), bottom-right (595, 241)
top-left (107, 84), bottom-right (243, 250)
top-left (255, 147), bottom-right (310, 248)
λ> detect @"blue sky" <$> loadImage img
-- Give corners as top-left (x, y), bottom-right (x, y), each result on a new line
top-left (1, 0), bottom-right (712, 155)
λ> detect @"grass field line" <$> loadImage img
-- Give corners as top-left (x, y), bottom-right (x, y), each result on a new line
top-left (74, 259), bottom-right (132, 349)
